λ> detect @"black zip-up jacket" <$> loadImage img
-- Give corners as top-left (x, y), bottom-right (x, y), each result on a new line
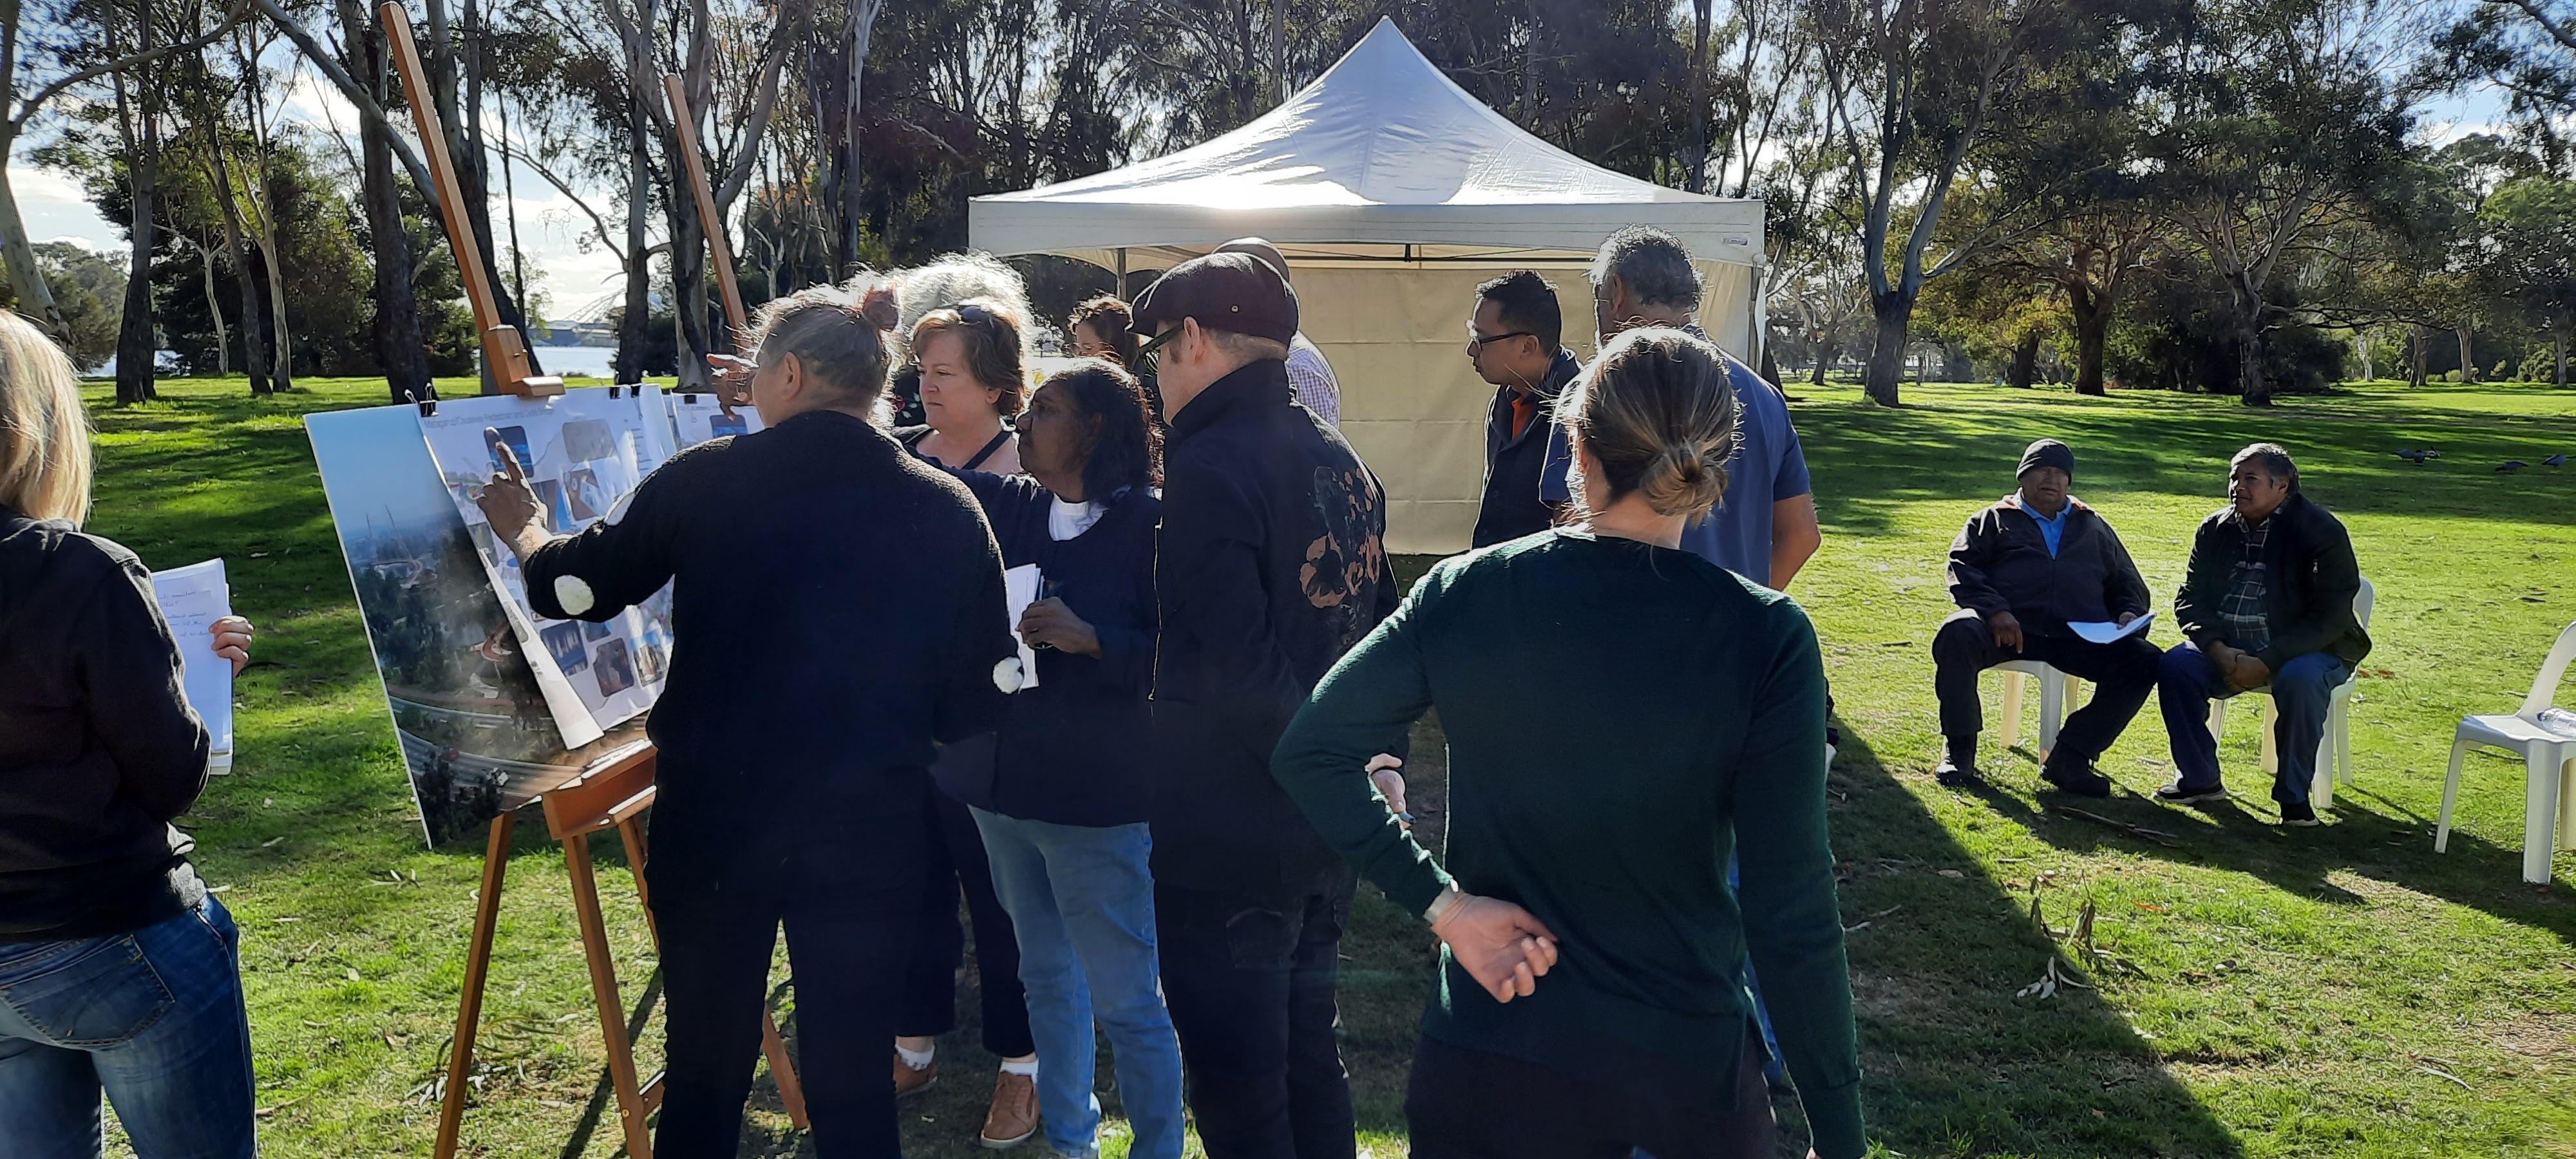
top-left (520, 410), bottom-right (1016, 892)
top-left (2174, 493), bottom-right (2372, 670)
top-left (0, 508), bottom-right (209, 938)
top-left (1946, 493), bottom-right (2151, 636)
top-left (1470, 348), bottom-right (1580, 549)
top-left (944, 473), bottom-right (1160, 828)
top-left (1153, 359), bottom-right (1402, 900)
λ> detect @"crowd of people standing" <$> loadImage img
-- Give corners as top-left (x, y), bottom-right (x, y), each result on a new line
top-left (0, 210), bottom-right (2374, 1159)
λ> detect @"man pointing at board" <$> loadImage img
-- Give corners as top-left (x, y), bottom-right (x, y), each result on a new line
top-left (477, 286), bottom-right (1018, 1159)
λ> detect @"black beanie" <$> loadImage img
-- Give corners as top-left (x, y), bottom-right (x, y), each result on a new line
top-left (2018, 438), bottom-right (2074, 478)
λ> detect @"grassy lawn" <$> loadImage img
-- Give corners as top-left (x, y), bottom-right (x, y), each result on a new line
top-left (80, 375), bottom-right (2575, 1158)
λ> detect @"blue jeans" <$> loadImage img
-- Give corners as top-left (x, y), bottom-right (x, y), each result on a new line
top-left (2158, 643), bottom-right (2353, 806)
top-left (0, 895), bottom-right (256, 1159)
top-left (972, 810), bottom-right (1184, 1159)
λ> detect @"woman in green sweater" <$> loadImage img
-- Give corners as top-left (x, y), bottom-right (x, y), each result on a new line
top-left (1271, 326), bottom-right (1863, 1159)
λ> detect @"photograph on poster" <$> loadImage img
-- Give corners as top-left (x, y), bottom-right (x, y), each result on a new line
top-left (306, 405), bottom-right (647, 849)
top-left (539, 621), bottom-right (590, 675)
top-left (417, 389), bottom-right (673, 741)
top-left (667, 393), bottom-right (763, 449)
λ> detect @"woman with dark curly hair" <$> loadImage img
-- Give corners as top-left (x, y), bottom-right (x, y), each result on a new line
top-left (943, 359), bottom-right (1184, 1159)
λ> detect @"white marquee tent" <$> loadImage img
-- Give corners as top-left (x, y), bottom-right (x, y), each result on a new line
top-left (971, 17), bottom-right (1766, 553)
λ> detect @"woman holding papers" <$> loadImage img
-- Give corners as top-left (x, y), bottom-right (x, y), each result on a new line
top-left (0, 310), bottom-right (259, 1158)
top-left (943, 360), bottom-right (1184, 1159)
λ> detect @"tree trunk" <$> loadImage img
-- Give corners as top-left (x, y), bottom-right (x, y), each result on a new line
top-left (331, 0), bottom-right (428, 401)
top-left (2236, 299), bottom-right (2271, 406)
top-left (240, 32), bottom-right (292, 392)
top-left (1809, 345), bottom-right (1829, 387)
top-left (2408, 323), bottom-right (2427, 388)
top-left (197, 241), bottom-right (228, 375)
top-left (614, 133), bottom-right (651, 384)
top-left (2072, 298), bottom-right (2110, 396)
top-left (207, 142), bottom-right (272, 395)
top-left (1759, 345), bottom-right (1781, 387)
top-left (1862, 290), bottom-right (1912, 406)
top-left (2557, 312), bottom-right (2566, 388)
top-left (667, 171), bottom-right (712, 391)
top-left (112, 7), bottom-right (159, 406)
top-left (0, 154), bottom-right (68, 337)
top-left (1685, 0), bottom-right (1709, 193)
top-left (2005, 329), bottom-right (2040, 390)
top-left (2456, 324), bottom-right (2476, 384)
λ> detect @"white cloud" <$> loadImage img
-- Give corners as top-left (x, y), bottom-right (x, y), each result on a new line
top-left (8, 164), bottom-right (126, 253)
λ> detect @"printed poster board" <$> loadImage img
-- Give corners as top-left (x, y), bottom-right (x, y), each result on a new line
top-left (307, 403), bottom-right (648, 847)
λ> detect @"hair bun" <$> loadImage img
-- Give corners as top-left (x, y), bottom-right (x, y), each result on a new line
top-left (1637, 440), bottom-right (1726, 520)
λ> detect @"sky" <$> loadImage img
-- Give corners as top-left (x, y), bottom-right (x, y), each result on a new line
top-left (7, 58), bottom-right (2521, 326)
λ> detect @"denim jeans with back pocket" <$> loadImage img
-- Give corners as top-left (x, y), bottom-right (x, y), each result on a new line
top-left (0, 894), bottom-right (257, 1159)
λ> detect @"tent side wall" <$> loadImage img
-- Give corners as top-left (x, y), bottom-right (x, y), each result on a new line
top-left (1301, 260), bottom-right (1754, 556)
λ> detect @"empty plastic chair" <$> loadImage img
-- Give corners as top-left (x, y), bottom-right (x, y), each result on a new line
top-left (2436, 619), bottom-right (2576, 885)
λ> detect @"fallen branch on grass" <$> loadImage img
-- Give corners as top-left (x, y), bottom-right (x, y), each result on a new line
top-left (2054, 806), bottom-right (2181, 846)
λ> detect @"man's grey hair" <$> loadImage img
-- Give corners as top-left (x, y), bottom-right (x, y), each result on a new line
top-left (2231, 442), bottom-right (2300, 493)
top-left (1589, 225), bottom-right (1702, 312)
top-left (891, 251), bottom-right (1042, 358)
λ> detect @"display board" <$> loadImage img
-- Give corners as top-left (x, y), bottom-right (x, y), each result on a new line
top-left (416, 388), bottom-right (674, 745)
top-left (667, 391), bottom-right (762, 449)
top-left (308, 403), bottom-right (649, 847)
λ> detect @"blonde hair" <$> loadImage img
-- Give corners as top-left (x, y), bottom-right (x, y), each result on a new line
top-left (0, 310), bottom-right (94, 525)
top-left (1559, 326), bottom-right (1739, 523)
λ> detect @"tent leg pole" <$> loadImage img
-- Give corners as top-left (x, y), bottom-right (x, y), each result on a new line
top-left (1116, 248), bottom-right (1128, 298)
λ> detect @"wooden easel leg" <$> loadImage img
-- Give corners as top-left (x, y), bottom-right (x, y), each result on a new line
top-left (616, 818), bottom-right (810, 1130)
top-left (435, 812), bottom-right (515, 1159)
top-left (567, 829), bottom-right (656, 1159)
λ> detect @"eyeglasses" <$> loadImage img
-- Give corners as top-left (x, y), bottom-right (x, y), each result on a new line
top-left (1137, 325), bottom-right (1182, 359)
top-left (1467, 330), bottom-right (1535, 353)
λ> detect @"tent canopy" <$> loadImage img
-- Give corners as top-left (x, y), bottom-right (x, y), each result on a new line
top-left (969, 17), bottom-right (1764, 270)
top-left (970, 19), bottom-right (1766, 554)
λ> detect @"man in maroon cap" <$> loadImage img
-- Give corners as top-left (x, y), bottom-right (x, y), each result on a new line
top-left (1129, 251), bottom-right (1400, 1158)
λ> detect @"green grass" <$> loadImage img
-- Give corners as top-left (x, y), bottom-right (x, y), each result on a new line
top-left (81, 375), bottom-right (2576, 1157)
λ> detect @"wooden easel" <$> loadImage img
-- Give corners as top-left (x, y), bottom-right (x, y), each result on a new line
top-left (662, 73), bottom-right (754, 412)
top-left (379, 9), bottom-right (808, 1156)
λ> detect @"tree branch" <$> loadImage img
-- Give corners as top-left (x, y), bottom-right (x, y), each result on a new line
top-left (10, 0), bottom-right (253, 129)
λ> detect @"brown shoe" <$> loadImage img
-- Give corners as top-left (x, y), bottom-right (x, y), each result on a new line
top-left (892, 1052), bottom-right (938, 1098)
top-left (980, 1069), bottom-right (1039, 1149)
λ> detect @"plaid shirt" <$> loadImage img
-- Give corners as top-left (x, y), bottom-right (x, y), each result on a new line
top-left (1287, 334), bottom-right (1340, 427)
top-left (2216, 516), bottom-right (2271, 652)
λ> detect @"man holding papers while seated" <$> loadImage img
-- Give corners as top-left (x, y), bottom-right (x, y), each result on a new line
top-left (1932, 438), bottom-right (2157, 796)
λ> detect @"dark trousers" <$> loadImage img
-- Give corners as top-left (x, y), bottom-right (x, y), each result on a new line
top-left (1931, 609), bottom-right (2161, 764)
top-left (1405, 1034), bottom-right (1774, 1159)
top-left (897, 787), bottom-right (1034, 1057)
top-left (2157, 642), bottom-right (2353, 806)
top-left (1156, 870), bottom-right (1357, 1159)
top-left (654, 872), bottom-right (918, 1158)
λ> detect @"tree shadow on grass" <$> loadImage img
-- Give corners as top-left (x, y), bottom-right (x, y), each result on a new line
top-left (1826, 721), bottom-right (2244, 1158)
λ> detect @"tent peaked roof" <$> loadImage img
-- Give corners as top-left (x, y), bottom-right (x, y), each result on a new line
top-left (969, 17), bottom-right (1762, 265)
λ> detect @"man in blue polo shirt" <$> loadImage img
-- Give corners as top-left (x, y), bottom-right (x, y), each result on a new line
top-left (1539, 226), bottom-right (1821, 589)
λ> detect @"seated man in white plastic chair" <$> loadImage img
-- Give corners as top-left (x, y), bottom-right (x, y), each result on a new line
top-left (2155, 442), bottom-right (2372, 826)
top-left (1933, 438), bottom-right (2158, 796)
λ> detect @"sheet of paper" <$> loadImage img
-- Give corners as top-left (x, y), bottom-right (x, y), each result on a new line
top-left (1005, 563), bottom-right (1043, 691)
top-left (2071, 614), bottom-right (2153, 645)
top-left (668, 393), bottom-right (762, 449)
top-left (416, 389), bottom-right (675, 745)
top-left (151, 558), bottom-right (233, 769)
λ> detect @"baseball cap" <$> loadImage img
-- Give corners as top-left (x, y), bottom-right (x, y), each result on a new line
top-left (1129, 251), bottom-right (1300, 349)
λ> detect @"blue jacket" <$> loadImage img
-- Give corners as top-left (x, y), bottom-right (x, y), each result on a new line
top-left (944, 473), bottom-right (1160, 827)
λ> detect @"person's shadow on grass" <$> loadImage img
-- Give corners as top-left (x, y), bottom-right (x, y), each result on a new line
top-left (1817, 721), bottom-right (2245, 1158)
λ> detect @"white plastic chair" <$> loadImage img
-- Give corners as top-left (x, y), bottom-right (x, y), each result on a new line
top-left (2436, 619), bottom-right (2576, 884)
top-left (2206, 577), bottom-right (2375, 808)
top-left (1996, 660), bottom-right (2083, 762)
